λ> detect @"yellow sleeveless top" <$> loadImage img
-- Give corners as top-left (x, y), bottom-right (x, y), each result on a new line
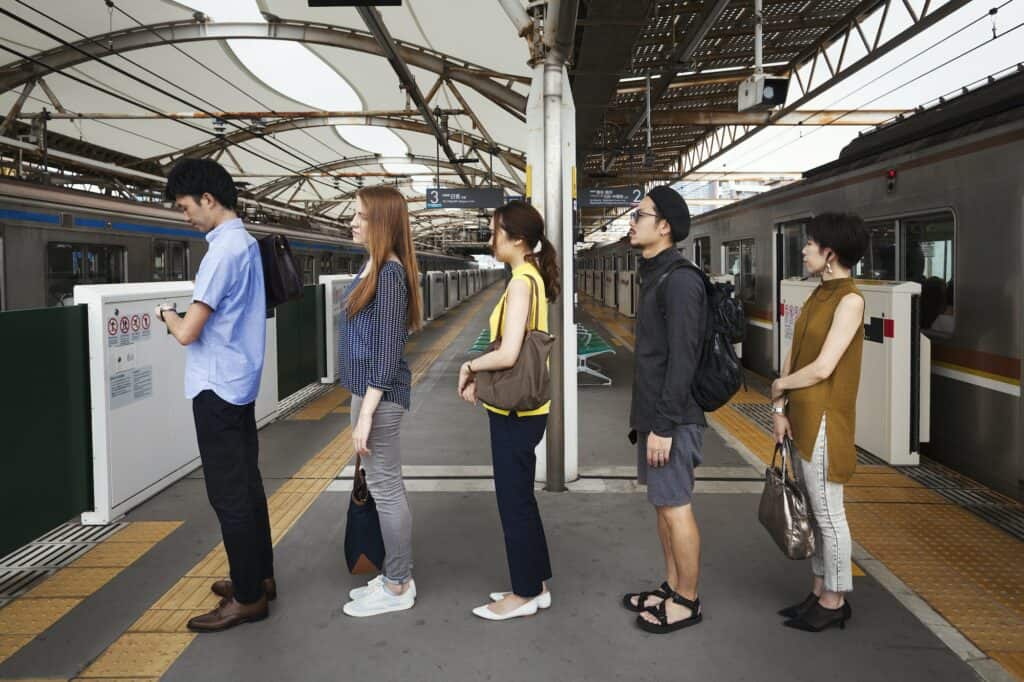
top-left (482, 262), bottom-right (550, 417)
top-left (787, 277), bottom-right (864, 484)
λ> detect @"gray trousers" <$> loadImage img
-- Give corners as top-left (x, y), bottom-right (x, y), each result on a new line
top-left (793, 415), bottom-right (853, 593)
top-left (351, 395), bottom-right (413, 585)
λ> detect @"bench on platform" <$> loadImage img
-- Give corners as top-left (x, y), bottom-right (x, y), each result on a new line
top-left (576, 324), bottom-right (615, 386)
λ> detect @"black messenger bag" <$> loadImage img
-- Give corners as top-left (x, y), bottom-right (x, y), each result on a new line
top-left (258, 233), bottom-right (303, 309)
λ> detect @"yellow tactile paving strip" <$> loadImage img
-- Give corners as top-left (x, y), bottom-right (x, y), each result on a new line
top-left (71, 286), bottom-right (498, 681)
top-left (288, 385), bottom-right (351, 421)
top-left (584, 297), bottom-right (1024, 680)
top-left (0, 521), bottom-right (181, 668)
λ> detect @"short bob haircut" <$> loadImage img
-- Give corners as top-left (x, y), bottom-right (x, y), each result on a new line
top-left (806, 212), bottom-right (869, 270)
top-left (164, 158), bottom-right (238, 211)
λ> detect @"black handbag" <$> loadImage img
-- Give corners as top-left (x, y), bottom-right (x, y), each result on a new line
top-left (258, 233), bottom-right (304, 309)
top-left (344, 455), bottom-right (385, 575)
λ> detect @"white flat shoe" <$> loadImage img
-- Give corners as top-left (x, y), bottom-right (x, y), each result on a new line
top-left (472, 597), bottom-right (540, 621)
top-left (489, 591), bottom-right (551, 609)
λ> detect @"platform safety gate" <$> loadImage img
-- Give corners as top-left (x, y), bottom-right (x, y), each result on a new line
top-left (0, 306), bottom-right (92, 558)
top-left (277, 285), bottom-right (324, 400)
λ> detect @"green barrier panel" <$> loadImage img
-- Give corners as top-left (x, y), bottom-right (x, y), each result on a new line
top-left (276, 285), bottom-right (324, 400)
top-left (0, 305), bottom-right (92, 558)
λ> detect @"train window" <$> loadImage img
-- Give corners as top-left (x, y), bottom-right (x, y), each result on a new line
top-left (724, 239), bottom-right (756, 303)
top-left (320, 254), bottom-right (333, 276)
top-left (47, 242), bottom-right (125, 307)
top-left (856, 222), bottom-right (896, 281)
top-left (301, 255), bottom-right (315, 285)
top-left (152, 240), bottom-right (188, 281)
top-left (903, 213), bottom-right (955, 333)
top-left (693, 236), bottom-right (711, 274)
top-left (777, 221), bottom-right (807, 279)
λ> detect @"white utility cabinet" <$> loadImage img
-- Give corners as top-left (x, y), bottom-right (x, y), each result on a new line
top-left (75, 282), bottom-right (279, 524)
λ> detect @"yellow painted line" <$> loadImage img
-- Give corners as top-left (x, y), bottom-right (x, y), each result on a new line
top-left (288, 385), bottom-right (351, 421)
top-left (0, 522), bottom-right (180, 667)
top-left (76, 286), bottom-right (498, 681)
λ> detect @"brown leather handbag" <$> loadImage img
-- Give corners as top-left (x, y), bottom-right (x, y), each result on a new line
top-left (758, 437), bottom-right (816, 560)
top-left (475, 275), bottom-right (555, 412)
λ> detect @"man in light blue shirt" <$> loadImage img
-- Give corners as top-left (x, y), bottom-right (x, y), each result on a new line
top-left (156, 158), bottom-right (274, 633)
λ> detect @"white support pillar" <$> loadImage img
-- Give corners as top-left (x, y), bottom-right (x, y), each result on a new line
top-left (525, 58), bottom-right (578, 487)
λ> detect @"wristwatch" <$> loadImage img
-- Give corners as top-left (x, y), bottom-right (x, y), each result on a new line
top-left (772, 405), bottom-right (786, 415)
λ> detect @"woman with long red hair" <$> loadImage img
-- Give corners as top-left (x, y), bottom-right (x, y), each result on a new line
top-left (339, 185), bottom-right (422, 618)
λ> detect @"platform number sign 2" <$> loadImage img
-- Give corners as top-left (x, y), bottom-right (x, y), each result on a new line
top-left (632, 188), bottom-right (643, 204)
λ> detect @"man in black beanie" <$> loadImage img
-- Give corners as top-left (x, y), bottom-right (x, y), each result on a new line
top-left (621, 185), bottom-right (707, 634)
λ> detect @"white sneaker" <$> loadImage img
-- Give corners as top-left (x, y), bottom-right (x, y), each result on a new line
top-left (343, 580), bottom-right (416, 618)
top-left (489, 591), bottom-right (551, 609)
top-left (348, 575), bottom-right (383, 601)
top-left (472, 596), bottom-right (540, 621)
top-left (349, 576), bottom-right (417, 602)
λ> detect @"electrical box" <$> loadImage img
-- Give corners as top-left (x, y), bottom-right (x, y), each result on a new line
top-left (737, 74), bottom-right (790, 112)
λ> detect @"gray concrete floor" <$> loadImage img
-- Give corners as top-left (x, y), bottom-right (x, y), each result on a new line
top-left (0, 292), bottom-right (982, 681)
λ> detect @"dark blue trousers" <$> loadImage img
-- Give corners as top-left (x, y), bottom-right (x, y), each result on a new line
top-left (193, 390), bottom-right (274, 604)
top-left (488, 411), bottom-right (552, 598)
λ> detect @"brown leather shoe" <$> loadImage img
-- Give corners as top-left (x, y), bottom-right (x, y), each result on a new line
top-left (210, 577), bottom-right (277, 602)
top-left (187, 595), bottom-right (269, 633)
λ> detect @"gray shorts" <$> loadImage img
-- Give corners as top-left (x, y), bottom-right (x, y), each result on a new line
top-left (637, 425), bottom-right (705, 507)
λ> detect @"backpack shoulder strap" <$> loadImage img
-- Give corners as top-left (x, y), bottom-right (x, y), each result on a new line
top-left (655, 259), bottom-right (708, 316)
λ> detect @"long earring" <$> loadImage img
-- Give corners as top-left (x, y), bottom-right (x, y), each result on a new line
top-left (826, 260), bottom-right (833, 275)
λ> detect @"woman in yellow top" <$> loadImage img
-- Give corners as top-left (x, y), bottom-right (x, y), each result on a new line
top-left (771, 212), bottom-right (869, 633)
top-left (458, 201), bottom-right (559, 621)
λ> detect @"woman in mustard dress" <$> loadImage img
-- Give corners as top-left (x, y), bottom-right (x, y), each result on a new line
top-left (770, 213), bottom-right (869, 632)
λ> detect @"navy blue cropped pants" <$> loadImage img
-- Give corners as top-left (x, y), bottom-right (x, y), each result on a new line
top-left (487, 411), bottom-right (552, 598)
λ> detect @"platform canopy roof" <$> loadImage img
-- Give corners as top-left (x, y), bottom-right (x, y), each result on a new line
top-left (0, 0), bottom-right (966, 246)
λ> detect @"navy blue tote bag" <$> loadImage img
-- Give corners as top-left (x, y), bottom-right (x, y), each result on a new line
top-left (344, 455), bottom-right (385, 574)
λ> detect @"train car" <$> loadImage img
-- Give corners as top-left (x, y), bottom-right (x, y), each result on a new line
top-left (676, 71), bottom-right (1023, 500)
top-left (575, 72), bottom-right (1023, 499)
top-left (0, 178), bottom-right (473, 311)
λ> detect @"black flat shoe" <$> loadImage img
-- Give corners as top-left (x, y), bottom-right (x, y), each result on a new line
top-left (622, 581), bottom-right (672, 613)
top-left (783, 600), bottom-right (851, 632)
top-left (778, 592), bottom-right (818, 619)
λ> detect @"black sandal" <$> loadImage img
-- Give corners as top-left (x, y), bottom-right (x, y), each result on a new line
top-left (622, 582), bottom-right (672, 613)
top-left (636, 591), bottom-right (702, 634)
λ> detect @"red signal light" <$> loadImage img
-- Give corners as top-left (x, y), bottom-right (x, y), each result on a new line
top-left (886, 168), bottom-right (897, 192)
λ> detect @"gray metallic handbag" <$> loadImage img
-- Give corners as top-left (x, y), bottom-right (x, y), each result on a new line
top-left (758, 437), bottom-right (816, 560)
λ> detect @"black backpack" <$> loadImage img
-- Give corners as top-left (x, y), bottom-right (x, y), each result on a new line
top-left (258, 233), bottom-right (304, 309)
top-left (656, 260), bottom-right (746, 412)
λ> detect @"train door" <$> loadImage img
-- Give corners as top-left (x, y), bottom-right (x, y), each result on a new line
top-left (774, 220), bottom-right (808, 372)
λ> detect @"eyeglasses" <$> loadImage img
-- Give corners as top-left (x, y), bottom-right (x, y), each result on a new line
top-left (629, 210), bottom-right (658, 223)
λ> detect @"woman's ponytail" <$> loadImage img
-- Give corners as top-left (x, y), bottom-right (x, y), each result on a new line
top-left (532, 236), bottom-right (560, 302)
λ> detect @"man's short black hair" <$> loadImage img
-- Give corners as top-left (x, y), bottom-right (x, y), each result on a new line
top-left (164, 158), bottom-right (238, 210)
top-left (806, 212), bottom-right (869, 269)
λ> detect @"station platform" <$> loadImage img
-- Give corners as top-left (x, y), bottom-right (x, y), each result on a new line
top-left (0, 286), bottom-right (1020, 681)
